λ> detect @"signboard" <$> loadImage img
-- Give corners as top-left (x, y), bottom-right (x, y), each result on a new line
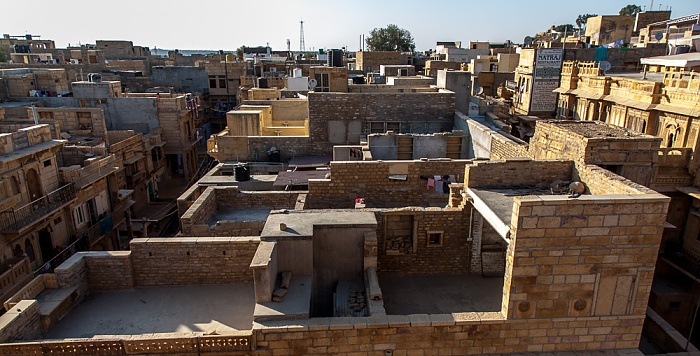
top-left (530, 48), bottom-right (563, 113)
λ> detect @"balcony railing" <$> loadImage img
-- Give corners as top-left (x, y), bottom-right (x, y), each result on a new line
top-left (0, 184), bottom-right (76, 232)
top-left (126, 171), bottom-right (146, 187)
top-left (0, 256), bottom-right (32, 304)
top-left (75, 198), bottom-right (131, 246)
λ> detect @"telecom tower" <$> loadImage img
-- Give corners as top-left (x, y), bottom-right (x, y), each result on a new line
top-left (300, 20), bottom-right (306, 52)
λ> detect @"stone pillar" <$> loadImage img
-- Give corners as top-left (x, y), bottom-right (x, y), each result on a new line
top-left (469, 209), bottom-right (483, 274)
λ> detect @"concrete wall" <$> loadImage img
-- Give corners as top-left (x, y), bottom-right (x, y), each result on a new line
top-left (437, 70), bottom-right (471, 115)
top-left (104, 97), bottom-right (158, 133)
top-left (151, 66), bottom-right (208, 94)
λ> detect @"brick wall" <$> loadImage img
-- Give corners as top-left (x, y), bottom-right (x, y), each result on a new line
top-left (375, 208), bottom-right (472, 274)
top-left (130, 237), bottom-right (259, 286)
top-left (0, 300), bottom-right (41, 343)
top-left (490, 134), bottom-right (530, 160)
top-left (308, 91), bottom-right (455, 143)
top-left (356, 51), bottom-right (403, 72)
top-left (253, 312), bottom-right (645, 354)
top-left (215, 187), bottom-right (300, 210)
top-left (180, 186), bottom-right (217, 234)
top-left (306, 160), bottom-right (471, 209)
top-left (464, 159), bottom-right (573, 188)
top-left (505, 189), bottom-right (669, 321)
top-left (573, 163), bottom-right (653, 195)
top-left (84, 252), bottom-right (133, 290)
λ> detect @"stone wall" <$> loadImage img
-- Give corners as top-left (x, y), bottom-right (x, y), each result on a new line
top-left (356, 51), bottom-right (403, 73)
top-left (306, 160), bottom-right (472, 209)
top-left (308, 91), bottom-right (456, 144)
top-left (573, 163), bottom-right (653, 195)
top-left (464, 159), bottom-right (573, 188)
top-left (529, 120), bottom-right (661, 186)
top-left (505, 186), bottom-right (669, 321)
top-left (253, 313), bottom-right (645, 354)
top-left (490, 134), bottom-right (530, 160)
top-left (84, 252), bottom-right (133, 290)
top-left (215, 187), bottom-right (299, 210)
top-left (0, 300), bottom-right (41, 343)
top-left (375, 208), bottom-right (472, 274)
top-left (180, 186), bottom-right (217, 234)
top-left (130, 237), bottom-right (259, 286)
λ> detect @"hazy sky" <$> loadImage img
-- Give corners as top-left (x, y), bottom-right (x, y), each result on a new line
top-left (3, 0), bottom-right (697, 52)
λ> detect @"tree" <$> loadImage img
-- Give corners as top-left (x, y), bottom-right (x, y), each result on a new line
top-left (235, 46), bottom-right (244, 60)
top-left (619, 4), bottom-right (642, 16)
top-left (576, 14), bottom-right (598, 30)
top-left (553, 24), bottom-right (575, 33)
top-left (0, 47), bottom-right (7, 63)
top-left (365, 24), bottom-right (415, 52)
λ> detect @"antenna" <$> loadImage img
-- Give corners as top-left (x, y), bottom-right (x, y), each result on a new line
top-left (287, 39), bottom-right (290, 52)
top-left (300, 20), bottom-right (306, 52)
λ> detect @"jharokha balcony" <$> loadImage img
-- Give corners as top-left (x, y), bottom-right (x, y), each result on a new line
top-left (0, 184), bottom-right (76, 233)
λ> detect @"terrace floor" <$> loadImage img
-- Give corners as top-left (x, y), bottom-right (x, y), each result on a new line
top-left (43, 283), bottom-right (255, 339)
top-left (379, 274), bottom-right (504, 315)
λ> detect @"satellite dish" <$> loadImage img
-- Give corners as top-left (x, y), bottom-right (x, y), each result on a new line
top-left (654, 31), bottom-right (664, 41)
top-left (523, 36), bottom-right (534, 46)
top-left (475, 86), bottom-right (484, 95)
top-left (308, 78), bottom-right (317, 89)
top-left (599, 61), bottom-right (612, 71)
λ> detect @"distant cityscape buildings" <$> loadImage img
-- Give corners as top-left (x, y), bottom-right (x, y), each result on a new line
top-left (0, 7), bottom-right (698, 355)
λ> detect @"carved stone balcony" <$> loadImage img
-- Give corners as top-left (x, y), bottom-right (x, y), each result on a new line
top-left (0, 184), bottom-right (76, 233)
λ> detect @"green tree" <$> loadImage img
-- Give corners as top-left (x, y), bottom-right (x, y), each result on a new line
top-left (365, 24), bottom-right (415, 52)
top-left (0, 47), bottom-right (7, 63)
top-left (553, 24), bottom-right (575, 33)
top-left (619, 4), bottom-right (642, 16)
top-left (576, 14), bottom-right (598, 30)
top-left (236, 46), bottom-right (244, 60)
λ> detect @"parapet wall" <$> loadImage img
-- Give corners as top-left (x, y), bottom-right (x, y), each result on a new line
top-left (306, 160), bottom-right (472, 209)
top-left (130, 237), bottom-right (259, 286)
top-left (464, 159), bottom-right (573, 188)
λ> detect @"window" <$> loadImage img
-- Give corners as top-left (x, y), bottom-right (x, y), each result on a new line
top-left (314, 73), bottom-right (330, 92)
top-left (24, 239), bottom-right (35, 262)
top-left (10, 176), bottom-right (19, 195)
top-left (218, 76), bottom-right (226, 88)
top-left (43, 160), bottom-right (51, 167)
top-left (73, 203), bottom-right (88, 228)
top-left (427, 231), bottom-right (443, 247)
top-left (209, 76), bottom-right (217, 88)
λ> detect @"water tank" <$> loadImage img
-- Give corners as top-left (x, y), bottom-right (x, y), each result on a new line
top-left (293, 68), bottom-right (303, 78)
top-left (267, 149), bottom-right (281, 162)
top-left (674, 45), bottom-right (691, 55)
top-left (88, 73), bottom-right (102, 83)
top-left (327, 49), bottom-right (343, 67)
top-left (234, 164), bottom-right (250, 182)
top-left (225, 54), bottom-right (234, 62)
top-left (257, 78), bottom-right (269, 88)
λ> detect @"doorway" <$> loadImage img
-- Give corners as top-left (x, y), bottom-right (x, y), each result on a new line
top-left (38, 227), bottom-right (54, 264)
top-left (26, 168), bottom-right (42, 201)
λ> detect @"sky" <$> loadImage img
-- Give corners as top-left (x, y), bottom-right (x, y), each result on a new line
top-left (3, 0), bottom-right (697, 52)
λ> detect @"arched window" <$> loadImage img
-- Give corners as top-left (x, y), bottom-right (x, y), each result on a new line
top-left (10, 176), bottom-right (19, 195)
top-left (13, 244), bottom-right (22, 257)
top-left (24, 239), bottom-right (35, 262)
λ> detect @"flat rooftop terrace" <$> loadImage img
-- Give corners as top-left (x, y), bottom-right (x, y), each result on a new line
top-left (43, 284), bottom-right (254, 339)
top-left (211, 208), bottom-right (271, 224)
top-left (379, 274), bottom-right (504, 315)
top-left (550, 121), bottom-right (646, 138)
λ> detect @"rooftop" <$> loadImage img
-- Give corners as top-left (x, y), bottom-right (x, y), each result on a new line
top-left (43, 284), bottom-right (254, 339)
top-left (261, 210), bottom-right (377, 239)
top-left (549, 120), bottom-right (648, 139)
